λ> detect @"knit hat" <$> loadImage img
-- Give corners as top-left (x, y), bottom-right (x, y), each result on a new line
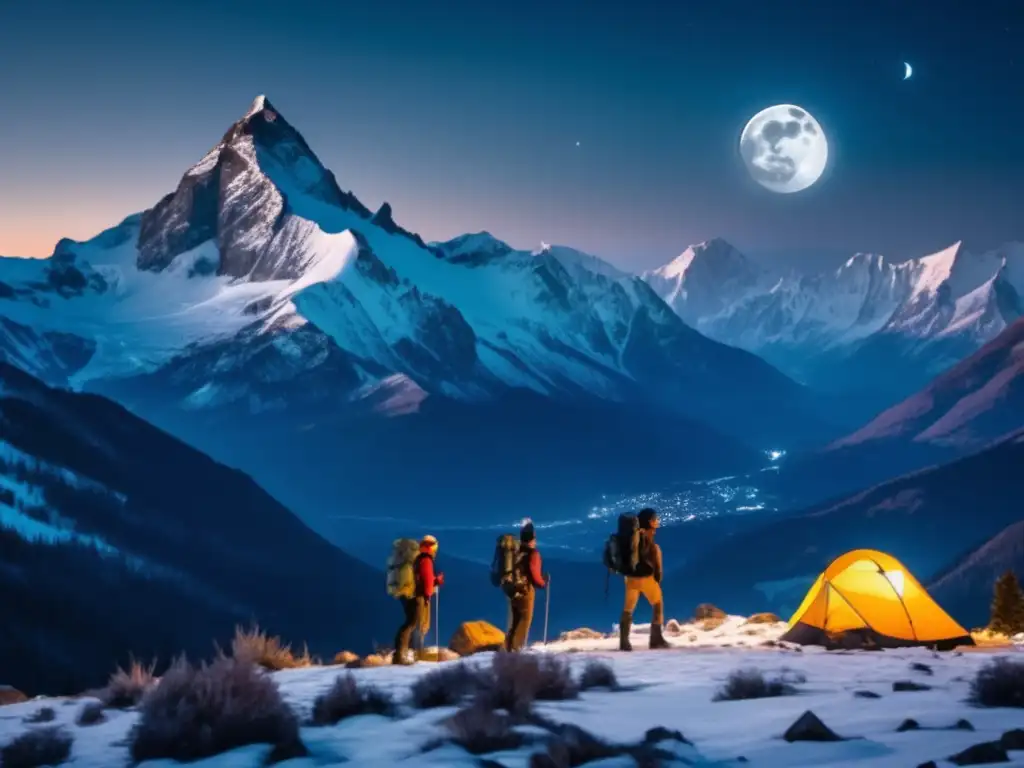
top-left (637, 508), bottom-right (660, 529)
top-left (520, 520), bottom-right (536, 543)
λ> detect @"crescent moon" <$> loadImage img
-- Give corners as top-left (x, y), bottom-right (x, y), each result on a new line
top-left (903, 61), bottom-right (913, 80)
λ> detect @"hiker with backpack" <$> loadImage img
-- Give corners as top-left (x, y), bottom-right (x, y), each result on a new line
top-left (603, 507), bottom-right (670, 651)
top-left (491, 520), bottom-right (548, 652)
top-left (387, 534), bottom-right (445, 665)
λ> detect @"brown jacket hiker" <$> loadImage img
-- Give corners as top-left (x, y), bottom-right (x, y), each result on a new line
top-left (506, 522), bottom-right (548, 652)
top-left (620, 508), bottom-right (670, 651)
top-left (393, 536), bottom-right (445, 664)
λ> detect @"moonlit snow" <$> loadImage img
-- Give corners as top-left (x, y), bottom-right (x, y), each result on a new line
top-left (2, 617), bottom-right (1022, 767)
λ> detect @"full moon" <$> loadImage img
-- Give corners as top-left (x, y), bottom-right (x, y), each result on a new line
top-left (739, 104), bottom-right (828, 193)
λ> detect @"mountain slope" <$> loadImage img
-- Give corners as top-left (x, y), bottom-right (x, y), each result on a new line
top-left (643, 240), bottom-right (1024, 407)
top-left (0, 362), bottom-right (388, 696)
top-left (665, 429), bottom-right (1024, 624)
top-left (776, 317), bottom-right (1024, 506)
top-left (928, 520), bottom-right (1024, 629)
top-left (0, 95), bottom-right (831, 536)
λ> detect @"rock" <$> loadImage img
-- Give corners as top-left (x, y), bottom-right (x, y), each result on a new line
top-left (893, 680), bottom-right (932, 692)
top-left (644, 727), bottom-right (690, 745)
top-left (744, 612), bottom-right (782, 625)
top-left (1000, 729), bottom-right (1024, 750)
top-left (897, 719), bottom-right (920, 732)
top-left (418, 646), bottom-right (461, 662)
top-left (953, 719), bottom-right (976, 732)
top-left (695, 604), bottom-right (727, 620)
top-left (664, 619), bottom-right (684, 636)
top-left (854, 690), bottom-right (881, 699)
top-left (701, 617), bottom-right (727, 631)
top-left (910, 662), bottom-right (934, 676)
top-left (917, 762), bottom-right (938, 768)
top-left (332, 650), bottom-right (359, 665)
top-left (557, 627), bottom-right (605, 642)
top-left (0, 685), bottom-right (28, 706)
top-left (347, 653), bottom-right (392, 668)
top-left (783, 711), bottom-right (843, 743)
top-left (948, 741), bottom-right (1010, 765)
top-left (449, 620), bottom-right (505, 656)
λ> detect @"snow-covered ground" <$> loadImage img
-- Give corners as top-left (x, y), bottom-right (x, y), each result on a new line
top-left (2, 617), bottom-right (1022, 767)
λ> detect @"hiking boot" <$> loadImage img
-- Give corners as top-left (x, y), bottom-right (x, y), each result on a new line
top-left (391, 650), bottom-right (415, 666)
top-left (649, 622), bottom-right (670, 650)
top-left (619, 612), bottom-right (633, 652)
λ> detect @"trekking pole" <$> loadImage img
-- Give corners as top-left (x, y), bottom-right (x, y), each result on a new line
top-left (435, 588), bottom-right (441, 661)
top-left (543, 576), bottom-right (551, 646)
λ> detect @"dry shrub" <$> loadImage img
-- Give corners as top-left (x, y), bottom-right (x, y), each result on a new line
top-left (481, 654), bottom-right (578, 716)
top-left (0, 726), bottom-right (73, 767)
top-left (713, 667), bottom-right (804, 701)
top-left (444, 701), bottom-right (523, 755)
top-left (230, 624), bottom-right (312, 671)
top-left (968, 657), bottom-right (1024, 708)
top-left (411, 662), bottom-right (483, 709)
top-left (310, 674), bottom-right (394, 725)
top-left (578, 660), bottom-right (618, 691)
top-left (129, 656), bottom-right (306, 764)
top-left (75, 702), bottom-right (106, 727)
top-left (102, 659), bottom-right (156, 709)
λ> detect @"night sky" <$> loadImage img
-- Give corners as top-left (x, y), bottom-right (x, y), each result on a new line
top-left (1, 0), bottom-right (1020, 271)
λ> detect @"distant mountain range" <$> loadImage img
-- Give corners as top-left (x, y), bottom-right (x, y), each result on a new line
top-left (665, 428), bottom-right (1024, 626)
top-left (643, 238), bottom-right (1024, 412)
top-left (0, 95), bottom-right (836, 539)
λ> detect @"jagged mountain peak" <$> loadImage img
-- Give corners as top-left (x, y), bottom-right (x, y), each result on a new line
top-left (653, 238), bottom-right (751, 281)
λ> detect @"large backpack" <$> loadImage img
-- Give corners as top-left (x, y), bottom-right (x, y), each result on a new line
top-left (490, 534), bottom-right (527, 597)
top-left (386, 538), bottom-right (421, 599)
top-left (602, 514), bottom-right (640, 576)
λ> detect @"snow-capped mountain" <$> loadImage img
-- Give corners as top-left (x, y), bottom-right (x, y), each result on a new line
top-left (643, 239), bottom-right (1024, 404)
top-left (0, 362), bottom-right (388, 696)
top-left (0, 95), bottom-right (828, 538)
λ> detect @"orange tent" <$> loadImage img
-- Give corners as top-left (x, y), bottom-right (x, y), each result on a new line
top-left (780, 549), bottom-right (973, 650)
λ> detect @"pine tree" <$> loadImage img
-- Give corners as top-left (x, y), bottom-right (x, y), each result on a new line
top-left (989, 570), bottom-right (1024, 635)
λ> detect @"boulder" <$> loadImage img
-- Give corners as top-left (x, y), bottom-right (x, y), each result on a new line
top-left (949, 741), bottom-right (1009, 765)
top-left (744, 612), bottom-right (782, 625)
top-left (893, 680), bottom-right (932, 692)
top-left (332, 650), bottom-right (359, 666)
top-left (701, 617), bottom-right (727, 631)
top-left (1000, 729), bottom-right (1024, 750)
top-left (418, 646), bottom-right (461, 662)
top-left (896, 719), bottom-right (920, 732)
top-left (783, 711), bottom-right (843, 743)
top-left (854, 690), bottom-right (881, 699)
top-left (0, 685), bottom-right (27, 706)
top-left (347, 653), bottom-right (392, 669)
top-left (449, 620), bottom-right (505, 656)
top-left (694, 604), bottom-right (726, 620)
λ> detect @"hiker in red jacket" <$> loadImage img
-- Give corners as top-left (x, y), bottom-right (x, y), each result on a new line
top-left (393, 535), bottom-right (445, 665)
top-left (506, 521), bottom-right (548, 652)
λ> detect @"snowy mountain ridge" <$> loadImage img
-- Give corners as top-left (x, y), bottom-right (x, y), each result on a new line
top-left (643, 236), bottom-right (1024, 398)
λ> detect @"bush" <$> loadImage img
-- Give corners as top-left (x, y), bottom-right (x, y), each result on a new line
top-left (129, 656), bottom-right (306, 764)
top-left (968, 657), bottom-right (1024, 708)
top-left (101, 659), bottom-right (156, 708)
top-left (411, 662), bottom-right (483, 709)
top-left (24, 707), bottom-right (56, 724)
top-left (310, 674), bottom-right (395, 725)
top-left (0, 726), bottom-right (73, 767)
top-left (713, 667), bottom-right (803, 701)
top-left (443, 701), bottom-right (523, 755)
top-left (481, 654), bottom-right (578, 716)
top-left (230, 624), bottom-right (312, 671)
top-left (75, 702), bottom-right (106, 727)
top-left (578, 660), bottom-right (618, 691)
